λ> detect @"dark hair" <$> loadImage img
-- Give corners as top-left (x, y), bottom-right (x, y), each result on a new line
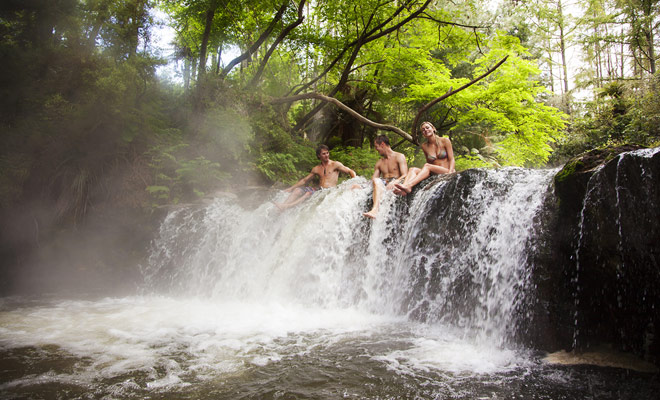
top-left (316, 144), bottom-right (329, 159)
top-left (374, 135), bottom-right (390, 146)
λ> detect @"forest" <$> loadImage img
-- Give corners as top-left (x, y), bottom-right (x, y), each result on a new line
top-left (0, 0), bottom-right (659, 289)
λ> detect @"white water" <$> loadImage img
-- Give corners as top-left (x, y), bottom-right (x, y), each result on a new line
top-left (0, 169), bottom-right (558, 395)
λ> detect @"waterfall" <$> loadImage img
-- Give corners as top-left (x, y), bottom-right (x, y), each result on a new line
top-left (565, 147), bottom-right (660, 354)
top-left (396, 168), bottom-right (557, 346)
top-left (3, 150), bottom-right (660, 399)
top-left (143, 168), bottom-right (557, 345)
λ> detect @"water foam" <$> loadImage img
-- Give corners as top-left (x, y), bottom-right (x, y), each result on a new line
top-left (1, 169), bottom-right (560, 392)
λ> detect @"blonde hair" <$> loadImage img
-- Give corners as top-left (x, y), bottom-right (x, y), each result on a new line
top-left (420, 121), bottom-right (437, 134)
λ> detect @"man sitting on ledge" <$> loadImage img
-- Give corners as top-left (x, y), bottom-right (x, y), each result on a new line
top-left (363, 135), bottom-right (408, 219)
top-left (273, 145), bottom-right (356, 210)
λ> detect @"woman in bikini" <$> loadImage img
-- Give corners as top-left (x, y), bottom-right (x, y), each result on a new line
top-left (394, 121), bottom-right (455, 196)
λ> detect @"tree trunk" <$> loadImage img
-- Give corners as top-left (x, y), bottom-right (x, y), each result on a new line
top-left (220, 1), bottom-right (289, 78)
top-left (216, 47), bottom-right (222, 75)
top-left (248, 0), bottom-right (307, 88)
top-left (646, 29), bottom-right (656, 74)
top-left (198, 6), bottom-right (216, 78)
top-left (184, 56), bottom-right (191, 91)
top-left (557, 0), bottom-right (570, 114)
top-left (291, 0), bottom-right (434, 133)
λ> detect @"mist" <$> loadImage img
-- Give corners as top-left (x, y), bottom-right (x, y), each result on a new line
top-left (0, 2), bottom-right (276, 297)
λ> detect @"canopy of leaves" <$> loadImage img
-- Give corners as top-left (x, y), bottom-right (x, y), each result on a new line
top-left (4, 0), bottom-right (635, 222)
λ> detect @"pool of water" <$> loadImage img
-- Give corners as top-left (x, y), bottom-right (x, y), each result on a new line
top-left (1, 296), bottom-right (658, 399)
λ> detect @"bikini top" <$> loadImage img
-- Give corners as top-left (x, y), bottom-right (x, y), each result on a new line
top-left (426, 136), bottom-right (448, 162)
top-left (427, 150), bottom-right (448, 162)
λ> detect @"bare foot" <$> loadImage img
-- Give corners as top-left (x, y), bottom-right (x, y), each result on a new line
top-left (394, 183), bottom-right (411, 196)
top-left (363, 210), bottom-right (377, 219)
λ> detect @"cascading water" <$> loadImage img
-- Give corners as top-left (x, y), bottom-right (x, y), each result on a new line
top-left (397, 168), bottom-right (557, 345)
top-left (2, 163), bottom-right (659, 399)
top-left (143, 168), bottom-right (555, 347)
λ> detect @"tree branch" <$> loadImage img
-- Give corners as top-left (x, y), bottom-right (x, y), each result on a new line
top-left (220, 1), bottom-right (289, 78)
top-left (349, 59), bottom-right (386, 74)
top-left (248, 0), bottom-right (307, 88)
top-left (292, 0), bottom-right (432, 96)
top-left (292, 0), bottom-right (433, 132)
top-left (273, 92), bottom-right (415, 143)
top-left (419, 13), bottom-right (487, 30)
top-left (411, 55), bottom-right (509, 138)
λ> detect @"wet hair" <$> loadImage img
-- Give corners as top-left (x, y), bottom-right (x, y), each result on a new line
top-left (316, 144), bottom-right (329, 159)
top-left (374, 135), bottom-right (390, 146)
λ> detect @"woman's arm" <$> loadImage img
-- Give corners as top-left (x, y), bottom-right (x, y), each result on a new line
top-left (443, 137), bottom-right (455, 173)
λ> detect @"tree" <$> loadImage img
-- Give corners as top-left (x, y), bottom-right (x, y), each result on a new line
top-left (617, 0), bottom-right (659, 75)
top-left (517, 0), bottom-right (578, 115)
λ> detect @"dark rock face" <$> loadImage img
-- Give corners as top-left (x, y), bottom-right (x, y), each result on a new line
top-left (537, 146), bottom-right (660, 363)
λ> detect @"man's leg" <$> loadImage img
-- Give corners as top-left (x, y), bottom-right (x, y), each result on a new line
top-left (273, 188), bottom-right (307, 210)
top-left (363, 178), bottom-right (383, 219)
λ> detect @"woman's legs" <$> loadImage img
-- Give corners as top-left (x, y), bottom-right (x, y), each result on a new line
top-left (392, 167), bottom-right (421, 195)
top-left (395, 163), bottom-right (450, 195)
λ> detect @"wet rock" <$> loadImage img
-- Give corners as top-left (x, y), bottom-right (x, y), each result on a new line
top-left (533, 145), bottom-right (660, 364)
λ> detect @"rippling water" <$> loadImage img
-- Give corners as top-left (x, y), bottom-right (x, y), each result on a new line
top-left (2, 296), bottom-right (657, 399)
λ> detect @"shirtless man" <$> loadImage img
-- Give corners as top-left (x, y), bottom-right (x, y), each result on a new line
top-left (363, 135), bottom-right (408, 219)
top-left (273, 145), bottom-right (356, 210)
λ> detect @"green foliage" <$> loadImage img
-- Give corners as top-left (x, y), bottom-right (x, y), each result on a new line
top-left (454, 155), bottom-right (495, 171)
top-left (255, 153), bottom-right (300, 183)
top-left (255, 142), bottom-right (317, 185)
top-left (146, 143), bottom-right (229, 205)
top-left (450, 33), bottom-right (568, 166)
top-left (329, 145), bottom-right (381, 178)
top-left (0, 1), bottom-right (184, 221)
top-left (625, 75), bottom-right (660, 141)
top-left (553, 75), bottom-right (660, 164)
